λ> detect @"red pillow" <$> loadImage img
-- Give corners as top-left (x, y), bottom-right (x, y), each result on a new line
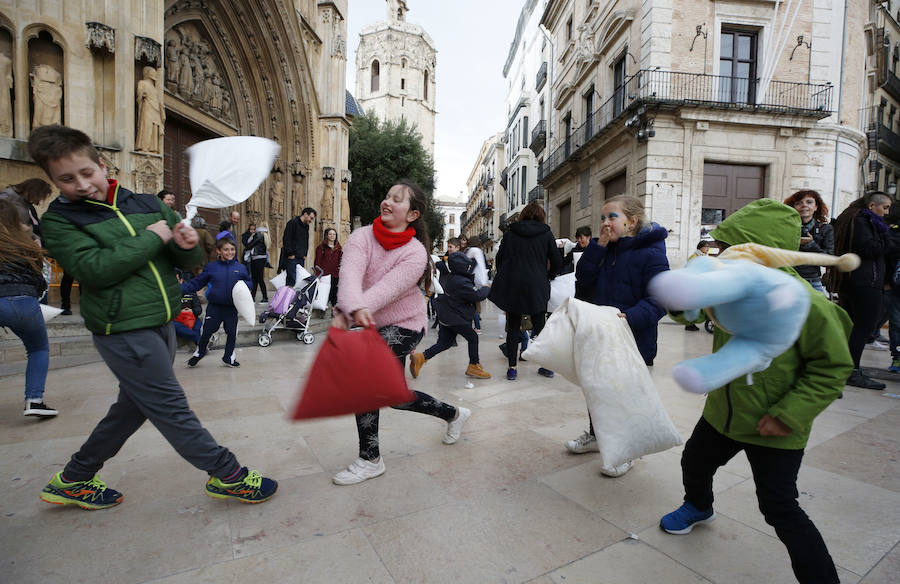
top-left (291, 326), bottom-right (415, 420)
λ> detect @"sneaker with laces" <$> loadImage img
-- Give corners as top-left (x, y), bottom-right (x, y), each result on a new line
top-left (205, 468), bottom-right (277, 503)
top-left (187, 355), bottom-right (202, 367)
top-left (537, 367), bottom-right (554, 378)
top-left (565, 431), bottom-right (598, 454)
top-left (443, 407), bottom-right (471, 444)
top-left (465, 363), bottom-right (491, 379)
top-left (659, 501), bottom-right (716, 534)
top-left (506, 368), bottom-right (517, 380)
top-left (409, 352), bottom-right (426, 379)
top-left (890, 359), bottom-right (900, 373)
top-left (40, 472), bottom-right (123, 510)
top-left (24, 400), bottom-right (58, 417)
top-left (601, 459), bottom-right (634, 477)
top-left (332, 457), bottom-right (386, 485)
top-left (222, 359), bottom-right (240, 368)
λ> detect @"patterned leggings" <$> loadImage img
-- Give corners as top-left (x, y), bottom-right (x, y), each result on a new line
top-left (356, 325), bottom-right (458, 461)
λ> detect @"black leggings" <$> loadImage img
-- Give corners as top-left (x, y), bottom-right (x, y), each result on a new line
top-left (356, 325), bottom-right (457, 461)
top-left (841, 286), bottom-right (883, 368)
top-left (505, 312), bottom-right (546, 368)
top-left (249, 258), bottom-right (268, 301)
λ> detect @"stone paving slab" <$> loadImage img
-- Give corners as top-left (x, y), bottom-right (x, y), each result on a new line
top-left (0, 308), bottom-right (897, 583)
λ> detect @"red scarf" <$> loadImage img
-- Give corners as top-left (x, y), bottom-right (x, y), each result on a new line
top-left (372, 216), bottom-right (416, 250)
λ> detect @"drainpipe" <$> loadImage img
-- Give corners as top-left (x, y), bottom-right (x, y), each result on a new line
top-left (539, 22), bottom-right (554, 218)
top-left (830, 0), bottom-right (849, 218)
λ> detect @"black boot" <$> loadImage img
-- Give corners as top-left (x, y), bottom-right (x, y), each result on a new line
top-left (846, 369), bottom-right (886, 390)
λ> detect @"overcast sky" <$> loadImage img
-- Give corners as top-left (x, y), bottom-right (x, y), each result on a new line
top-left (347, 0), bottom-right (524, 203)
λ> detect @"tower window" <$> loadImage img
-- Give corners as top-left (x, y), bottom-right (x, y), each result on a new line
top-left (371, 59), bottom-right (380, 93)
top-left (401, 78), bottom-right (406, 90)
top-left (424, 70), bottom-right (429, 100)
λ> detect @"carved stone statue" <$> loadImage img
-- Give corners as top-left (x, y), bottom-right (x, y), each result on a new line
top-left (0, 53), bottom-right (12, 137)
top-left (269, 172), bottom-right (284, 220)
top-left (320, 180), bottom-right (334, 222)
top-left (30, 64), bottom-right (62, 128)
top-left (177, 46), bottom-right (193, 96)
top-left (135, 66), bottom-right (164, 153)
top-left (165, 40), bottom-right (179, 87)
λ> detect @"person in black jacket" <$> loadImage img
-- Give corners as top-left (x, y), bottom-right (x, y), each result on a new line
top-left (489, 202), bottom-right (562, 381)
top-left (832, 192), bottom-right (900, 389)
top-left (409, 251), bottom-right (491, 379)
top-left (281, 207), bottom-right (316, 287)
top-left (784, 190), bottom-right (834, 294)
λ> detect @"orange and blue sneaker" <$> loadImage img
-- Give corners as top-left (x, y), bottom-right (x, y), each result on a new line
top-left (205, 468), bottom-right (277, 503)
top-left (39, 472), bottom-right (124, 510)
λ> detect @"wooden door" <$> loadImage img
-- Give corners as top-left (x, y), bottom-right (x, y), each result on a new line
top-left (163, 113), bottom-right (220, 228)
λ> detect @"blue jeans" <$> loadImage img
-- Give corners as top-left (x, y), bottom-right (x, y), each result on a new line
top-left (808, 278), bottom-right (827, 295)
top-left (0, 295), bottom-right (49, 400)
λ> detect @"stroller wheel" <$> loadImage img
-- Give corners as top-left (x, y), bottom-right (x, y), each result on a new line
top-left (258, 333), bottom-right (272, 347)
top-left (704, 319), bottom-right (715, 334)
top-left (299, 332), bottom-right (315, 345)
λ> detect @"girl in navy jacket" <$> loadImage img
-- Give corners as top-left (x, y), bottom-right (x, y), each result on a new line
top-left (183, 238), bottom-right (252, 367)
top-left (569, 194), bottom-right (670, 476)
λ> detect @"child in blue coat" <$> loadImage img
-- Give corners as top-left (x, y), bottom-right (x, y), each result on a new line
top-left (183, 238), bottom-right (252, 367)
top-left (410, 251), bottom-right (491, 379)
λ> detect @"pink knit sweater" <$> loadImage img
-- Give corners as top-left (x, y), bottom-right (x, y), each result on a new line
top-left (337, 225), bottom-right (428, 331)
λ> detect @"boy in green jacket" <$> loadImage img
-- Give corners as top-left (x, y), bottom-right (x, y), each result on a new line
top-left (30, 125), bottom-right (277, 509)
top-left (660, 199), bottom-right (851, 584)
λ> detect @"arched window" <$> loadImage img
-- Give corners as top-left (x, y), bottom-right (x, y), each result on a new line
top-left (401, 58), bottom-right (407, 68)
top-left (424, 69), bottom-right (429, 101)
top-left (370, 60), bottom-right (380, 93)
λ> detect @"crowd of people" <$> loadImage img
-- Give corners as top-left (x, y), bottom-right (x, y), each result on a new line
top-left (2, 123), bottom-right (897, 584)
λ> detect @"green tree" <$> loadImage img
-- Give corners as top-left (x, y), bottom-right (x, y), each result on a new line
top-left (348, 111), bottom-right (443, 250)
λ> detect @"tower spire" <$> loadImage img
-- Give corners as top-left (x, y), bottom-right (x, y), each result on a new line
top-left (387, 0), bottom-right (408, 22)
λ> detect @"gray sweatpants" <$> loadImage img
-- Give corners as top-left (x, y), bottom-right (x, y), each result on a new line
top-left (63, 324), bottom-right (240, 482)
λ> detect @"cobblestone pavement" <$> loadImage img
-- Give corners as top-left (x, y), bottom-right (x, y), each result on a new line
top-left (1, 305), bottom-right (897, 583)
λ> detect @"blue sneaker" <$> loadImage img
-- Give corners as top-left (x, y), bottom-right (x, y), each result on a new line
top-left (205, 468), bottom-right (277, 504)
top-left (890, 358), bottom-right (900, 373)
top-left (537, 367), bottom-right (554, 378)
top-left (40, 472), bottom-right (123, 510)
top-left (660, 501), bottom-right (716, 534)
top-left (506, 368), bottom-right (517, 381)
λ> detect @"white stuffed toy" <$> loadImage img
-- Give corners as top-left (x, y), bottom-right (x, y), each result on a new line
top-left (648, 243), bottom-right (859, 394)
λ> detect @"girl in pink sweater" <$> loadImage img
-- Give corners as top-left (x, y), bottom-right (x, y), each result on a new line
top-left (331, 180), bottom-right (471, 485)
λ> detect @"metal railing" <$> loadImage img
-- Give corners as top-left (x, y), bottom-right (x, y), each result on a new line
top-left (536, 61), bottom-right (548, 91)
top-left (539, 69), bottom-right (834, 182)
top-left (528, 185), bottom-right (545, 203)
top-left (529, 119), bottom-right (547, 154)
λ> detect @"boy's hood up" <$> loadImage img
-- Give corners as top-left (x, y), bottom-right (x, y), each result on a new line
top-left (710, 198), bottom-right (801, 251)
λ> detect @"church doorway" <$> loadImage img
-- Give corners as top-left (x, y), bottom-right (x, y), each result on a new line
top-left (163, 112), bottom-right (221, 228)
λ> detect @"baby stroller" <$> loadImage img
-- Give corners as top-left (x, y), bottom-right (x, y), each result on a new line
top-left (257, 267), bottom-right (322, 347)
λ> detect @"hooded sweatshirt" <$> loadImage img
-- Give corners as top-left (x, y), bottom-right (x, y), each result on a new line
top-left (433, 252), bottom-right (491, 327)
top-left (703, 199), bottom-right (853, 449)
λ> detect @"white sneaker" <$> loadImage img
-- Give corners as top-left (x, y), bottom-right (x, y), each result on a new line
top-left (443, 407), bottom-right (471, 444)
top-left (24, 400), bottom-right (58, 417)
top-left (332, 457), bottom-right (386, 485)
top-left (565, 431), bottom-right (598, 454)
top-left (601, 460), bottom-right (634, 477)
top-left (866, 340), bottom-right (889, 351)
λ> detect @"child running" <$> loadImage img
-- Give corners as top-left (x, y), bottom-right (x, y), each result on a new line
top-left (331, 180), bottom-right (471, 485)
top-left (184, 237), bottom-right (252, 368)
top-left (30, 124), bottom-right (276, 508)
top-left (409, 240), bottom-right (491, 380)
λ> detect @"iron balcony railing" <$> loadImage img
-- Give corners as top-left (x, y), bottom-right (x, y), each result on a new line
top-left (862, 105), bottom-right (900, 162)
top-left (500, 168), bottom-right (508, 189)
top-left (529, 119), bottom-right (547, 154)
top-left (886, 70), bottom-right (900, 104)
top-left (528, 185), bottom-right (545, 203)
top-left (536, 61), bottom-right (548, 91)
top-left (539, 69), bottom-right (834, 182)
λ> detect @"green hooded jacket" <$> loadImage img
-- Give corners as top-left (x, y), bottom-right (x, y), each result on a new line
top-left (41, 183), bottom-right (202, 335)
top-left (702, 198), bottom-right (853, 450)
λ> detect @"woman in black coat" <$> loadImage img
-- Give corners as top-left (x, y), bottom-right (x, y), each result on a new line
top-left (489, 202), bottom-right (562, 380)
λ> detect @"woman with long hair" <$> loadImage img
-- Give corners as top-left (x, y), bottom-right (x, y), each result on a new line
top-left (314, 226), bottom-right (342, 311)
top-left (331, 180), bottom-right (470, 485)
top-left (245, 222), bottom-right (272, 302)
top-left (0, 178), bottom-right (52, 241)
top-left (0, 198), bottom-right (57, 416)
top-left (783, 189), bottom-right (834, 293)
top-left (830, 192), bottom-right (900, 389)
top-left (568, 194), bottom-right (669, 477)
top-left (489, 201), bottom-right (562, 380)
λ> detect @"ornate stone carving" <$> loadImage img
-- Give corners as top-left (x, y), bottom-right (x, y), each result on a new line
top-left (135, 67), bottom-right (164, 153)
top-left (333, 34), bottom-right (346, 59)
top-left (135, 36), bottom-right (161, 67)
top-left (269, 171), bottom-right (285, 221)
top-left (341, 169), bottom-right (352, 183)
top-left (86, 22), bottom-right (115, 53)
top-left (320, 178), bottom-right (334, 222)
top-left (165, 22), bottom-right (235, 124)
top-left (30, 64), bottom-right (62, 128)
top-left (340, 179), bottom-right (350, 228)
top-left (0, 52), bottom-right (12, 137)
top-left (98, 150), bottom-right (121, 180)
top-left (131, 155), bottom-right (163, 194)
top-left (322, 166), bottom-right (336, 181)
top-left (292, 173), bottom-right (305, 218)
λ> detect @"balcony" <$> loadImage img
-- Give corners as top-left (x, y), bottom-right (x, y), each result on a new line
top-left (861, 106), bottom-right (900, 162)
top-left (886, 70), bottom-right (900, 105)
top-left (536, 61), bottom-right (547, 92)
top-left (529, 120), bottom-right (547, 155)
top-left (539, 70), bottom-right (834, 183)
top-left (500, 168), bottom-right (508, 190)
top-left (528, 185), bottom-right (545, 203)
